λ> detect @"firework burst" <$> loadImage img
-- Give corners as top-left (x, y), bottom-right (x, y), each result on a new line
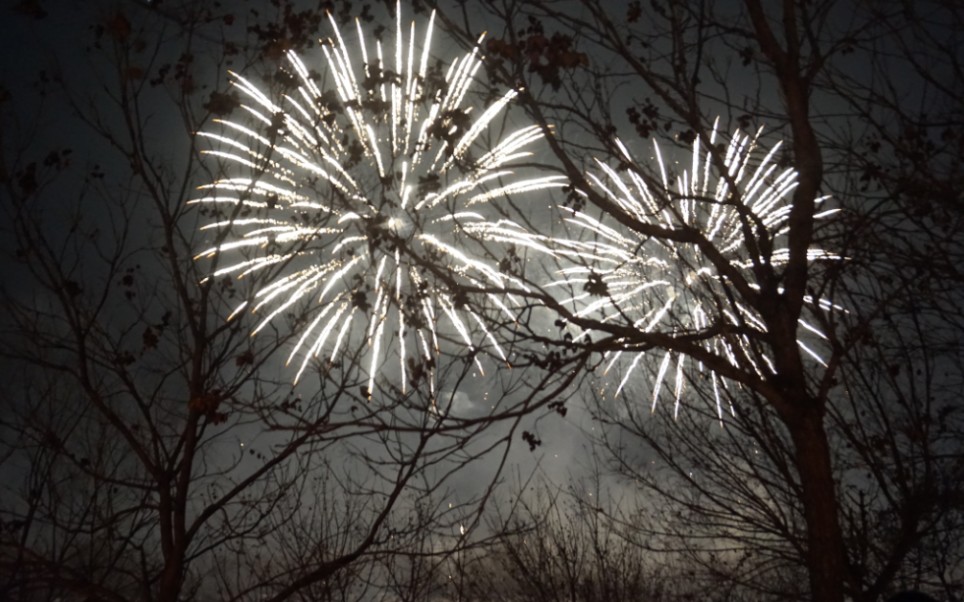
top-left (487, 121), bottom-right (838, 418)
top-left (194, 8), bottom-right (563, 396)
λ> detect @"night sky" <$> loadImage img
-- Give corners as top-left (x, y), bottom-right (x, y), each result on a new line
top-left (1, 2), bottom-right (961, 601)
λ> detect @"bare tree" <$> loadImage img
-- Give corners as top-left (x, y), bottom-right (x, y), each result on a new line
top-left (471, 483), bottom-right (664, 602)
top-left (0, 2), bottom-right (566, 600)
top-left (429, 2), bottom-right (964, 601)
top-left (590, 330), bottom-right (962, 600)
top-left (421, 474), bottom-right (746, 602)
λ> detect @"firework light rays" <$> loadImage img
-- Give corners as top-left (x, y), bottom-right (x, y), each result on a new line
top-left (493, 121), bottom-right (839, 419)
top-left (194, 8), bottom-right (564, 397)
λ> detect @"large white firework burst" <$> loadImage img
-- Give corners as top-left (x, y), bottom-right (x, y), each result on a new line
top-left (483, 121), bottom-right (838, 418)
top-left (194, 8), bottom-right (562, 396)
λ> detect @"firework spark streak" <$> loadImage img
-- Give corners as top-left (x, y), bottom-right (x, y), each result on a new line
top-left (194, 8), bottom-right (563, 396)
top-left (482, 121), bottom-right (838, 419)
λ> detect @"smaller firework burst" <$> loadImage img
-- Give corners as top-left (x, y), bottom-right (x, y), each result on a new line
top-left (483, 120), bottom-right (839, 418)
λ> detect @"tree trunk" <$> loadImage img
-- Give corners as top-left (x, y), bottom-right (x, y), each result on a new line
top-left (787, 405), bottom-right (848, 602)
top-left (158, 559), bottom-right (183, 602)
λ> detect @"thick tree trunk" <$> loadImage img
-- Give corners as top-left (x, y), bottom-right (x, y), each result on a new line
top-left (158, 558), bottom-right (184, 602)
top-left (787, 405), bottom-right (848, 602)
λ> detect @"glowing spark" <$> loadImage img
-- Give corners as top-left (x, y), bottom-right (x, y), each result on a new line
top-left (195, 7), bottom-right (563, 395)
top-left (501, 121), bottom-right (838, 419)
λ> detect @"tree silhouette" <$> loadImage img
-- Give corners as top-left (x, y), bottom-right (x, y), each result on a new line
top-left (432, 1), bottom-right (964, 600)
